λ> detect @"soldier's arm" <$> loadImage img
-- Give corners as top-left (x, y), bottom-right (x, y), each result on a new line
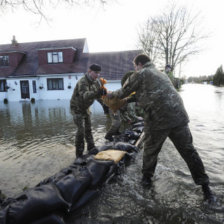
top-left (79, 81), bottom-right (101, 101)
top-left (97, 98), bottom-right (109, 114)
top-left (125, 94), bottom-right (136, 103)
top-left (112, 72), bottom-right (142, 99)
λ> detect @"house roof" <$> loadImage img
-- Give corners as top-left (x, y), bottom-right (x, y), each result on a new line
top-left (87, 50), bottom-right (141, 80)
top-left (0, 38), bottom-right (141, 80)
top-left (0, 39), bottom-right (86, 78)
top-left (0, 66), bottom-right (16, 78)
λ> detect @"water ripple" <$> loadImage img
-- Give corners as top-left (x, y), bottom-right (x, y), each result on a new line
top-left (0, 86), bottom-right (224, 223)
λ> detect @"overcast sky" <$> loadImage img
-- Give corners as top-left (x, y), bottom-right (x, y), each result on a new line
top-left (0, 0), bottom-right (224, 77)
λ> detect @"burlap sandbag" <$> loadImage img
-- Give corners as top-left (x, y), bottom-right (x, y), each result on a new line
top-left (94, 150), bottom-right (126, 164)
top-left (102, 96), bottom-right (126, 113)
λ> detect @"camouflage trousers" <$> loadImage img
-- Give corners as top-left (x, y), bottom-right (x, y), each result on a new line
top-left (143, 123), bottom-right (209, 185)
top-left (73, 113), bottom-right (95, 157)
top-left (106, 109), bottom-right (121, 136)
top-left (120, 102), bottom-right (139, 123)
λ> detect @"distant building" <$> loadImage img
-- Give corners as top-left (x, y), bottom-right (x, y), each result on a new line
top-left (0, 37), bottom-right (141, 102)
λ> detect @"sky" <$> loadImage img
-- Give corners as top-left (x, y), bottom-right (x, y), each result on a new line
top-left (0, 0), bottom-right (224, 78)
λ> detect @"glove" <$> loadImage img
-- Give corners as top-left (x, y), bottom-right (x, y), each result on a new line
top-left (99, 88), bottom-right (107, 96)
top-left (102, 104), bottom-right (109, 114)
top-left (126, 95), bottom-right (136, 103)
top-left (100, 78), bottom-right (107, 85)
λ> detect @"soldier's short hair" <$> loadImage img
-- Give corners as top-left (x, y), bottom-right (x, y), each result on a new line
top-left (89, 64), bottom-right (101, 72)
top-left (133, 54), bottom-right (150, 66)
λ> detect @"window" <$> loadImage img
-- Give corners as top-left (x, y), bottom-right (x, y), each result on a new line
top-left (47, 78), bottom-right (64, 90)
top-left (0, 56), bottom-right (9, 66)
top-left (0, 80), bottom-right (7, 92)
top-left (47, 52), bottom-right (63, 63)
top-left (32, 80), bottom-right (37, 93)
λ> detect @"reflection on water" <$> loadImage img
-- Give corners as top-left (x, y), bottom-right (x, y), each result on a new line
top-left (0, 84), bottom-right (224, 223)
top-left (0, 100), bottom-right (107, 197)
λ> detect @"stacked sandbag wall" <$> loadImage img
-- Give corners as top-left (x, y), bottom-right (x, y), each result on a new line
top-left (0, 120), bottom-right (144, 224)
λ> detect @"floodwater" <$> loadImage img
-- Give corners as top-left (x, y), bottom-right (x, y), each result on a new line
top-left (0, 84), bottom-right (224, 223)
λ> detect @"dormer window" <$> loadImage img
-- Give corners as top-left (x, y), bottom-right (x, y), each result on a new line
top-left (0, 56), bottom-right (9, 66)
top-left (47, 52), bottom-right (63, 63)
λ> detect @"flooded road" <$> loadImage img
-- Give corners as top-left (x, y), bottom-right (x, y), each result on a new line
top-left (0, 100), bottom-right (107, 197)
top-left (0, 84), bottom-right (224, 223)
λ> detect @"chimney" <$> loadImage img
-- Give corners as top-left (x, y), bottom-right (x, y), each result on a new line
top-left (11, 35), bottom-right (18, 46)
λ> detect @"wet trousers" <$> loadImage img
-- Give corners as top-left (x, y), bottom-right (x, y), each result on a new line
top-left (143, 124), bottom-right (209, 185)
top-left (106, 109), bottom-right (121, 136)
top-left (120, 102), bottom-right (139, 123)
top-left (73, 113), bottom-right (95, 156)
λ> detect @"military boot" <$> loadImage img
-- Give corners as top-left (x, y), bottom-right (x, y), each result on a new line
top-left (87, 143), bottom-right (95, 152)
top-left (114, 130), bottom-right (121, 136)
top-left (105, 133), bottom-right (113, 142)
top-left (141, 175), bottom-right (152, 188)
top-left (202, 184), bottom-right (216, 203)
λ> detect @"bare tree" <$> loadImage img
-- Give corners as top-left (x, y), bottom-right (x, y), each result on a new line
top-left (0, 0), bottom-right (115, 20)
top-left (138, 2), bottom-right (207, 74)
top-left (138, 19), bottom-right (160, 63)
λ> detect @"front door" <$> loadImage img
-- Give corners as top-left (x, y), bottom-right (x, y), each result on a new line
top-left (20, 80), bottom-right (30, 99)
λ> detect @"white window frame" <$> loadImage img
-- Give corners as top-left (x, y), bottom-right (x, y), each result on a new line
top-left (0, 56), bottom-right (9, 66)
top-left (47, 78), bottom-right (64, 90)
top-left (47, 52), bottom-right (63, 63)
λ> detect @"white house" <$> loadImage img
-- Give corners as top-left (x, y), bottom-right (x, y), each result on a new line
top-left (0, 37), bottom-right (141, 103)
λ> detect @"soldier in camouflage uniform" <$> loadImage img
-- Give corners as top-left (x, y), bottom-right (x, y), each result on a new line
top-left (108, 54), bottom-right (214, 202)
top-left (120, 71), bottom-right (141, 124)
top-left (104, 110), bottom-right (121, 141)
top-left (70, 64), bottom-right (106, 157)
top-left (104, 71), bottom-right (139, 141)
top-left (120, 102), bottom-right (139, 123)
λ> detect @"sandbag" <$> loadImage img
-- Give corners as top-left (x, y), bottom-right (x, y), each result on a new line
top-left (132, 126), bottom-right (144, 133)
top-left (132, 121), bottom-right (144, 128)
top-left (114, 142), bottom-right (139, 153)
top-left (0, 206), bottom-right (8, 224)
top-left (98, 143), bottom-right (115, 151)
top-left (98, 142), bottom-right (139, 153)
top-left (7, 184), bottom-right (69, 224)
top-left (123, 130), bottom-right (140, 140)
top-left (55, 170), bottom-right (91, 206)
top-left (102, 96), bottom-right (126, 113)
top-left (94, 150), bottom-right (126, 164)
top-left (36, 167), bottom-right (73, 187)
top-left (111, 131), bottom-right (140, 144)
top-left (86, 159), bottom-right (115, 188)
top-left (70, 189), bottom-right (99, 212)
top-left (31, 214), bottom-right (65, 224)
top-left (0, 123), bottom-right (144, 224)
top-left (129, 139), bottom-right (136, 145)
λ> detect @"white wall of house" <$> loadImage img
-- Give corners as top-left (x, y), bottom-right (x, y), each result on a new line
top-left (2, 74), bottom-right (121, 102)
top-left (37, 73), bottom-right (83, 100)
top-left (6, 78), bottom-right (31, 101)
top-left (105, 80), bottom-right (121, 92)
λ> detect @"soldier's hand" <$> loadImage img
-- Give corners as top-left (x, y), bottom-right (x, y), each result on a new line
top-left (106, 92), bottom-right (114, 99)
top-left (102, 104), bottom-right (109, 114)
top-left (99, 88), bottom-right (107, 96)
top-left (126, 97), bottom-right (132, 103)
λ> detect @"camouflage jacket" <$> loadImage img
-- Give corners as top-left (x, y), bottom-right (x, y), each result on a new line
top-left (70, 74), bottom-right (102, 114)
top-left (112, 62), bottom-right (189, 130)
